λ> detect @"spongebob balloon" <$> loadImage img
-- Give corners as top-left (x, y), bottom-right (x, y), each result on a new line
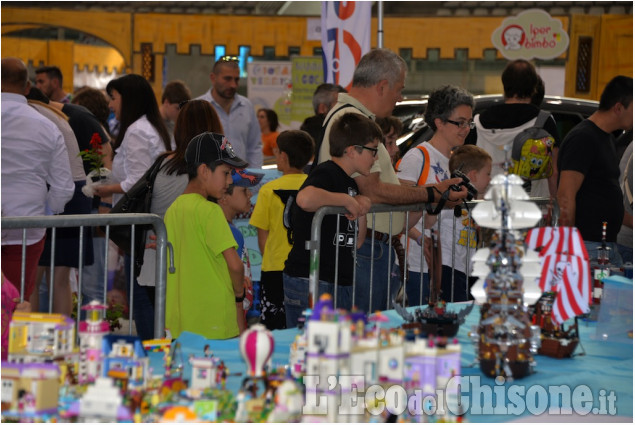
top-left (509, 111), bottom-right (555, 181)
top-left (510, 134), bottom-right (553, 180)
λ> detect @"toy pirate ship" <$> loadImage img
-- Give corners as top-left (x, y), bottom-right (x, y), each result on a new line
top-left (469, 173), bottom-right (542, 379)
top-left (531, 293), bottom-right (580, 358)
top-left (525, 225), bottom-right (593, 358)
top-left (394, 298), bottom-right (473, 338)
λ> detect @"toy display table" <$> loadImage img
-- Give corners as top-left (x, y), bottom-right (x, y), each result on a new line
top-left (148, 302), bottom-right (632, 422)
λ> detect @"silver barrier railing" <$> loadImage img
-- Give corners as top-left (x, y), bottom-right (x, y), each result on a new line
top-left (307, 197), bottom-right (557, 310)
top-left (1, 213), bottom-right (172, 339)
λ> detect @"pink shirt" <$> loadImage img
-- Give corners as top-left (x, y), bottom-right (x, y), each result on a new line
top-left (1, 275), bottom-right (20, 360)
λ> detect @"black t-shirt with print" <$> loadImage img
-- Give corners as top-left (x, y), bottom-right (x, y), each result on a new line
top-left (284, 160), bottom-right (359, 285)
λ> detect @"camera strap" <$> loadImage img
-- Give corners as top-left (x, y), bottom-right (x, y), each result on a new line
top-left (425, 188), bottom-right (452, 215)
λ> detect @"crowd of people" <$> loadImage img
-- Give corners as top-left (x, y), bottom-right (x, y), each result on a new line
top-left (1, 49), bottom-right (632, 343)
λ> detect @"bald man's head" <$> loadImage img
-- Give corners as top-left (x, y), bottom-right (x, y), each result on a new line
top-left (1, 57), bottom-right (29, 94)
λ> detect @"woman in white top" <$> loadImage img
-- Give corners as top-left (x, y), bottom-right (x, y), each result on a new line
top-left (95, 74), bottom-right (171, 203)
top-left (94, 73), bottom-right (171, 341)
top-left (396, 85), bottom-right (475, 306)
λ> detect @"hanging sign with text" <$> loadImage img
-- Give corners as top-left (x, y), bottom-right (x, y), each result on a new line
top-left (492, 9), bottom-right (570, 60)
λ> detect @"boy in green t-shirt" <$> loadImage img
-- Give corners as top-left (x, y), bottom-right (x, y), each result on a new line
top-left (249, 130), bottom-right (314, 330)
top-left (164, 132), bottom-right (248, 340)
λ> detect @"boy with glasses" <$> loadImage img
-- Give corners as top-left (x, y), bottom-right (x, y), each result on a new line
top-left (282, 113), bottom-right (379, 327)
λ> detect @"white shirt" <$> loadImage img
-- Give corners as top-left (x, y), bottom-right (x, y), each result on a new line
top-left (397, 141), bottom-right (450, 272)
top-left (111, 115), bottom-right (167, 204)
top-left (1, 92), bottom-right (74, 245)
top-left (196, 90), bottom-right (263, 168)
top-left (439, 208), bottom-right (476, 274)
top-left (29, 102), bottom-right (86, 181)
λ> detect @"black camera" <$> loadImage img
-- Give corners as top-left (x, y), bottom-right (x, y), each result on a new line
top-left (449, 169), bottom-right (478, 201)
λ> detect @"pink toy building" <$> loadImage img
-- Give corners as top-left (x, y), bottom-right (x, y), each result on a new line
top-left (78, 301), bottom-right (110, 384)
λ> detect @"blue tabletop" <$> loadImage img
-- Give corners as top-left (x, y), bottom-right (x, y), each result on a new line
top-left (150, 303), bottom-right (633, 422)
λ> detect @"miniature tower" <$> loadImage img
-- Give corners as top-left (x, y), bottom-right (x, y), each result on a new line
top-left (303, 294), bottom-right (352, 422)
top-left (77, 301), bottom-right (109, 384)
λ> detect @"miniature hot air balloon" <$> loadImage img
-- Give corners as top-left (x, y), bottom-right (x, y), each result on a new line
top-left (239, 324), bottom-right (274, 377)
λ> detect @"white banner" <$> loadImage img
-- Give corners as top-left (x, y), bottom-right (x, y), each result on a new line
top-left (321, 1), bottom-right (371, 91)
top-left (247, 61), bottom-right (293, 130)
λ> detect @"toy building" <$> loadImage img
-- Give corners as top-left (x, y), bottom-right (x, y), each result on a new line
top-left (8, 312), bottom-right (75, 363)
top-left (0, 362), bottom-right (60, 416)
top-left (189, 355), bottom-right (220, 390)
top-left (77, 301), bottom-right (110, 384)
top-left (102, 334), bottom-right (149, 390)
top-left (299, 294), bottom-right (464, 422)
top-left (65, 377), bottom-right (132, 422)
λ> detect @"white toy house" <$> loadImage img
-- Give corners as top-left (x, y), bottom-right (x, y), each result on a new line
top-left (188, 356), bottom-right (219, 390)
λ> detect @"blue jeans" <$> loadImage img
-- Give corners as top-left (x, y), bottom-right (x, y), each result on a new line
top-left (354, 238), bottom-right (401, 313)
top-left (617, 244), bottom-right (632, 265)
top-left (125, 254), bottom-right (155, 340)
top-left (405, 270), bottom-right (430, 307)
top-left (81, 233), bottom-right (109, 307)
top-left (282, 273), bottom-right (352, 328)
top-left (584, 241), bottom-right (623, 267)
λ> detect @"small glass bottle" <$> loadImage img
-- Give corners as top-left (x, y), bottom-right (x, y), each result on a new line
top-left (589, 222), bottom-right (610, 321)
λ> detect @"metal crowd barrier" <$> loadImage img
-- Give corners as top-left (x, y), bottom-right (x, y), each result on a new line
top-left (306, 197), bottom-right (557, 310)
top-left (1, 213), bottom-right (171, 339)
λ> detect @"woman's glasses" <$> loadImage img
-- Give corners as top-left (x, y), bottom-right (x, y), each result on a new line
top-left (446, 119), bottom-right (475, 129)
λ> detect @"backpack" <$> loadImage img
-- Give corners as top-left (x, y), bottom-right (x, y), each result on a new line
top-left (395, 144), bottom-right (431, 186)
top-left (509, 110), bottom-right (555, 180)
top-left (273, 189), bottom-right (299, 245)
top-left (106, 155), bottom-right (165, 277)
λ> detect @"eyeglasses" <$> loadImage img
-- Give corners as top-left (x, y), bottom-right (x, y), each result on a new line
top-left (446, 119), bottom-right (475, 129)
top-left (178, 100), bottom-right (189, 110)
top-left (219, 55), bottom-right (239, 62)
top-left (354, 145), bottom-right (378, 157)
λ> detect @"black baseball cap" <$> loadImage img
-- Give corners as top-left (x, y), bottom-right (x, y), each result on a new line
top-left (185, 132), bottom-right (248, 168)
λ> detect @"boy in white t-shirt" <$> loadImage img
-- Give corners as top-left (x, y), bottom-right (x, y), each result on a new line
top-left (438, 145), bottom-right (492, 302)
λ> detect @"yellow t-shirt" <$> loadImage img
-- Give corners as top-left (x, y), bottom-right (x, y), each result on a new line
top-left (164, 193), bottom-right (239, 339)
top-left (249, 173), bottom-right (307, 271)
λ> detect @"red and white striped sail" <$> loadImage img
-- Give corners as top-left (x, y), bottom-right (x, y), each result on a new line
top-left (527, 227), bottom-right (592, 324)
top-left (537, 253), bottom-right (592, 324)
top-left (526, 227), bottom-right (589, 259)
